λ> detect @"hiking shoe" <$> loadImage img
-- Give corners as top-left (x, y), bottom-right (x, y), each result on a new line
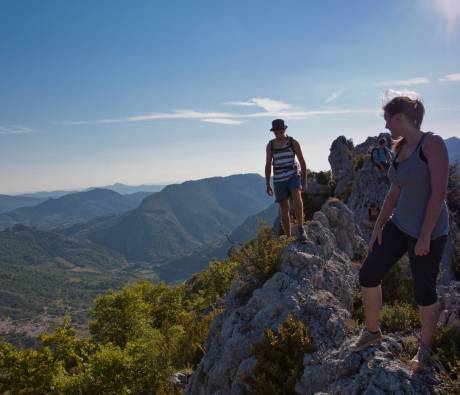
top-left (409, 344), bottom-right (432, 370)
top-left (297, 227), bottom-right (307, 243)
top-left (350, 328), bottom-right (382, 351)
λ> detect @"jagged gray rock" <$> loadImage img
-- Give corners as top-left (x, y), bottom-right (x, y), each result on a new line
top-left (186, 199), bottom-right (361, 395)
top-left (295, 336), bottom-right (437, 395)
top-left (185, 199), bottom-right (443, 395)
top-left (328, 137), bottom-right (353, 198)
top-left (438, 280), bottom-right (460, 326)
top-left (438, 220), bottom-right (458, 286)
top-left (312, 198), bottom-right (366, 261)
top-left (347, 159), bottom-right (390, 241)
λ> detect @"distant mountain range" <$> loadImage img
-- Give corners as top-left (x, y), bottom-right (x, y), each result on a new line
top-left (0, 195), bottom-right (47, 214)
top-left (96, 182), bottom-right (166, 194)
top-left (60, 174), bottom-right (273, 263)
top-left (156, 202), bottom-right (279, 282)
top-left (0, 174), bottom-right (274, 345)
top-left (446, 136), bottom-right (460, 164)
top-left (15, 182), bottom-right (165, 199)
top-left (0, 188), bottom-right (153, 231)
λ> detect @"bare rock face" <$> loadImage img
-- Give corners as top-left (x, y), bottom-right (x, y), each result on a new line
top-left (185, 199), bottom-right (443, 395)
top-left (186, 199), bottom-right (361, 395)
top-left (328, 137), bottom-right (353, 198)
top-left (347, 159), bottom-right (390, 241)
top-left (438, 280), bottom-right (460, 326)
top-left (438, 220), bottom-right (458, 286)
top-left (312, 198), bottom-right (366, 261)
top-left (295, 335), bottom-right (437, 395)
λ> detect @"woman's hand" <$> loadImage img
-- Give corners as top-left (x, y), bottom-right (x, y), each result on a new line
top-left (266, 184), bottom-right (273, 196)
top-left (368, 226), bottom-right (383, 253)
top-left (415, 235), bottom-right (430, 256)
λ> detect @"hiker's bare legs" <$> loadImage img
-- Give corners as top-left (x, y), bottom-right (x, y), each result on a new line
top-left (362, 285), bottom-right (382, 332)
top-left (291, 188), bottom-right (304, 228)
top-left (419, 302), bottom-right (439, 347)
top-left (279, 199), bottom-right (291, 237)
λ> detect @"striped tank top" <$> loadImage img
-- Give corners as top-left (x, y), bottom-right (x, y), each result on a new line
top-left (270, 136), bottom-right (300, 183)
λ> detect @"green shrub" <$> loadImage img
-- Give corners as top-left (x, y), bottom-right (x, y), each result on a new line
top-left (447, 163), bottom-right (460, 225)
top-left (453, 235), bottom-right (460, 281)
top-left (242, 314), bottom-right (314, 395)
top-left (380, 303), bottom-right (419, 333)
top-left (434, 324), bottom-right (460, 394)
top-left (434, 323), bottom-right (460, 371)
top-left (182, 258), bottom-right (239, 313)
top-left (0, 342), bottom-right (61, 395)
top-left (316, 170), bottom-right (331, 186)
top-left (382, 258), bottom-right (413, 305)
top-left (437, 360), bottom-right (460, 395)
top-left (352, 290), bottom-right (365, 324)
top-left (353, 153), bottom-right (368, 172)
top-left (231, 226), bottom-right (290, 300)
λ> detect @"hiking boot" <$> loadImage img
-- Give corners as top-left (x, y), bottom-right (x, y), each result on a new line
top-left (409, 344), bottom-right (432, 370)
top-left (350, 328), bottom-right (382, 351)
top-left (296, 227), bottom-right (307, 243)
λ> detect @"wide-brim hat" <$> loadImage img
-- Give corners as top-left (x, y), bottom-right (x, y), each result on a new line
top-left (270, 119), bottom-right (287, 131)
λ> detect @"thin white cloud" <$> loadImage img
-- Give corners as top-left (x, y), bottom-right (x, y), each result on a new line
top-left (57, 110), bottom-right (238, 125)
top-left (0, 125), bottom-right (35, 135)
top-left (439, 72), bottom-right (460, 82)
top-left (57, 96), bottom-right (379, 126)
top-left (225, 101), bottom-right (258, 107)
top-left (246, 108), bottom-right (377, 120)
top-left (433, 0), bottom-right (460, 32)
top-left (201, 118), bottom-right (243, 125)
top-left (226, 97), bottom-right (293, 112)
top-left (375, 77), bottom-right (430, 87)
top-left (325, 91), bottom-right (343, 104)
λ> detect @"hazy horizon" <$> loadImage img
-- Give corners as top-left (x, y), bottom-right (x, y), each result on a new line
top-left (2, 1), bottom-right (459, 195)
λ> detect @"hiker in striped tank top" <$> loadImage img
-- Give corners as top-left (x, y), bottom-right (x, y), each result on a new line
top-left (265, 119), bottom-right (308, 242)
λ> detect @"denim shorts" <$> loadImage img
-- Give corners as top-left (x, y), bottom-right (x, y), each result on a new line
top-left (274, 174), bottom-right (302, 203)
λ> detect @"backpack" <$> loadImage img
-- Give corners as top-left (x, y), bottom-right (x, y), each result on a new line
top-left (270, 136), bottom-right (294, 153)
top-left (370, 147), bottom-right (379, 164)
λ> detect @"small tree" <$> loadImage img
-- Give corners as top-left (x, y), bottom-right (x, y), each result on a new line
top-left (243, 314), bottom-right (315, 395)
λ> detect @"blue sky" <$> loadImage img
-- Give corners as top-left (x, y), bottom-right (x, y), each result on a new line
top-left (1, 0), bottom-right (459, 194)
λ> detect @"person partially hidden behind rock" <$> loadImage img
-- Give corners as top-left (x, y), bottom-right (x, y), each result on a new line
top-left (265, 119), bottom-right (308, 242)
top-left (371, 138), bottom-right (392, 173)
top-left (362, 202), bottom-right (381, 230)
top-left (351, 94), bottom-right (450, 370)
top-left (368, 202), bottom-right (380, 223)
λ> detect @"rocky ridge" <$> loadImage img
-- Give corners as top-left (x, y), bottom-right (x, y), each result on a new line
top-left (185, 198), bottom-right (458, 394)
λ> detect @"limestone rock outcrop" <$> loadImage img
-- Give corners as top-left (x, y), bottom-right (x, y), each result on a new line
top-left (328, 137), bottom-right (353, 198)
top-left (346, 159), bottom-right (390, 241)
top-left (185, 199), bottom-right (446, 395)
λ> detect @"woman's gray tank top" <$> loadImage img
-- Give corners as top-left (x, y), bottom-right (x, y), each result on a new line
top-left (387, 132), bottom-right (449, 240)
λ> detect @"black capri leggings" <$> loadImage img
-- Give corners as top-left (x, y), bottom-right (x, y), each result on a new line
top-left (359, 220), bottom-right (447, 306)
